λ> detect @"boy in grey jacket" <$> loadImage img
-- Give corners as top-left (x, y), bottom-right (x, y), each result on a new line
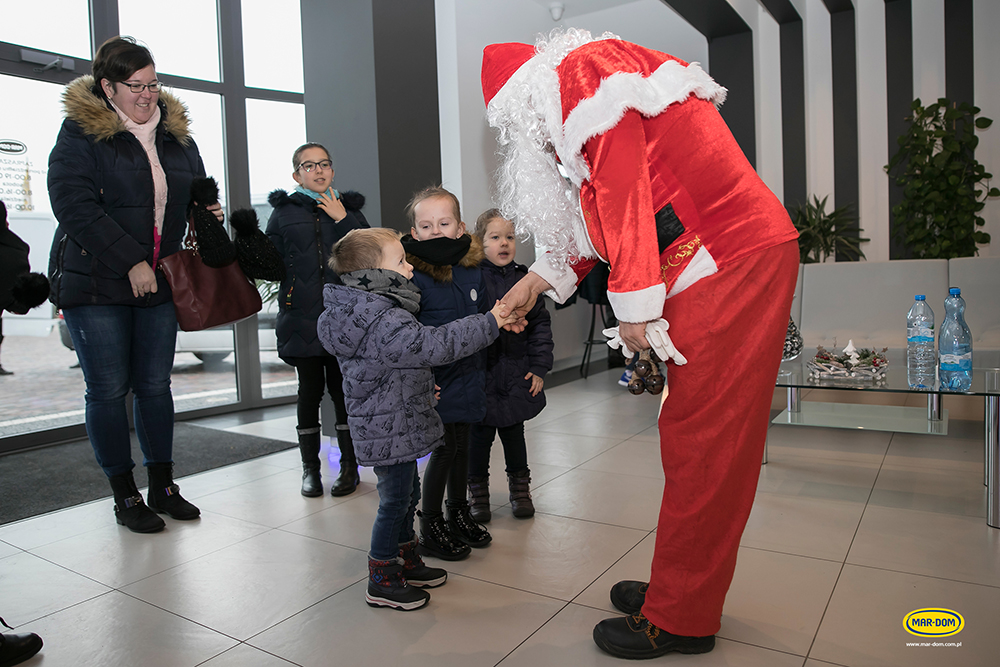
top-left (318, 228), bottom-right (519, 610)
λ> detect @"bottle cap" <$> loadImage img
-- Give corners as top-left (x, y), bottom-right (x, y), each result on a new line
top-left (949, 287), bottom-right (961, 296)
top-left (915, 295), bottom-right (925, 300)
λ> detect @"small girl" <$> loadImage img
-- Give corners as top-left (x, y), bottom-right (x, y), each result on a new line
top-left (468, 210), bottom-right (553, 521)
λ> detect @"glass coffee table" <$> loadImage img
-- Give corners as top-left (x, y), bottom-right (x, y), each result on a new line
top-left (772, 349), bottom-right (1000, 528)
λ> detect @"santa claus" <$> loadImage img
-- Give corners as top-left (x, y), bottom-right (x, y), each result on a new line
top-left (482, 30), bottom-right (799, 659)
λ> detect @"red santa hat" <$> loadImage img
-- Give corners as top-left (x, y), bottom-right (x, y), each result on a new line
top-left (481, 42), bottom-right (536, 107)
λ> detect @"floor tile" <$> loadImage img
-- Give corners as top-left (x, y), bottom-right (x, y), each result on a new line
top-left (250, 577), bottom-right (566, 667)
top-left (0, 550), bottom-right (110, 625)
top-left (530, 468), bottom-right (664, 530)
top-left (0, 500), bottom-right (112, 551)
top-left (577, 436), bottom-right (664, 480)
top-left (122, 529), bottom-right (368, 640)
top-left (30, 510), bottom-right (270, 588)
top-left (19, 590), bottom-right (236, 667)
top-left (741, 492), bottom-right (866, 562)
top-left (574, 532), bottom-right (655, 613)
top-left (440, 512), bottom-right (647, 600)
top-left (0, 539), bottom-right (20, 558)
top-left (198, 643), bottom-right (300, 666)
top-left (279, 487), bottom-right (381, 552)
top-left (503, 602), bottom-right (808, 666)
top-left (176, 458), bottom-right (291, 500)
top-left (523, 429), bottom-right (625, 468)
top-left (531, 405), bottom-right (656, 441)
top-left (883, 429), bottom-right (983, 474)
top-left (811, 564), bottom-right (1000, 667)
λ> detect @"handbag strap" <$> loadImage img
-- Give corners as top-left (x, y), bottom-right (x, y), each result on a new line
top-left (183, 219), bottom-right (199, 252)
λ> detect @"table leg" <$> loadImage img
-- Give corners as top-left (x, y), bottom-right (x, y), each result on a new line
top-left (987, 395), bottom-right (999, 528)
top-left (788, 386), bottom-right (800, 413)
top-left (927, 394), bottom-right (941, 421)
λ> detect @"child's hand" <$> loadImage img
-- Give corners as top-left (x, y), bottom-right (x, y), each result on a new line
top-left (434, 384), bottom-right (441, 401)
top-left (525, 372), bottom-right (544, 396)
top-left (489, 300), bottom-right (522, 328)
top-left (317, 188), bottom-right (347, 222)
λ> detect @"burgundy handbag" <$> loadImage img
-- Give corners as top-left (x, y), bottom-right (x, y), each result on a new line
top-left (159, 225), bottom-right (262, 332)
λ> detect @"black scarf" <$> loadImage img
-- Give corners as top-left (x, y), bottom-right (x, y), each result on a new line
top-left (340, 269), bottom-right (421, 314)
top-left (400, 234), bottom-right (471, 267)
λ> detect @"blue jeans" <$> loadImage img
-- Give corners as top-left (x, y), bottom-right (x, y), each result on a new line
top-left (63, 302), bottom-right (177, 477)
top-left (370, 461), bottom-right (420, 561)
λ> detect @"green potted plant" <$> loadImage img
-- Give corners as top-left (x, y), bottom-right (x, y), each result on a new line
top-left (792, 195), bottom-right (869, 263)
top-left (885, 97), bottom-right (997, 258)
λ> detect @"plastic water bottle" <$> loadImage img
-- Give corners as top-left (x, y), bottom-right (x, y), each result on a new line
top-left (939, 287), bottom-right (973, 391)
top-left (906, 295), bottom-right (936, 389)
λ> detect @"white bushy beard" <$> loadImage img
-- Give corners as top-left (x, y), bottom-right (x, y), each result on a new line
top-left (487, 28), bottom-right (617, 267)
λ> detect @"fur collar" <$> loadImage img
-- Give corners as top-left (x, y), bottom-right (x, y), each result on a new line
top-left (61, 75), bottom-right (192, 145)
top-left (407, 234), bottom-right (484, 283)
top-left (267, 188), bottom-right (366, 212)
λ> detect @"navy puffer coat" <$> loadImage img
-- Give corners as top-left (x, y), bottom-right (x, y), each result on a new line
top-left (47, 76), bottom-right (206, 308)
top-left (480, 259), bottom-right (554, 426)
top-left (406, 236), bottom-right (488, 424)
top-left (266, 189), bottom-right (368, 361)
top-left (318, 283), bottom-right (499, 466)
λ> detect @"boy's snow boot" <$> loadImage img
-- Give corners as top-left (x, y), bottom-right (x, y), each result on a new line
top-left (297, 426), bottom-right (323, 497)
top-left (398, 539), bottom-right (447, 588)
top-left (507, 468), bottom-right (535, 518)
top-left (467, 475), bottom-right (491, 523)
top-left (446, 499), bottom-right (492, 547)
top-left (329, 425), bottom-right (360, 497)
top-left (146, 462), bottom-right (201, 520)
top-left (109, 471), bottom-right (165, 533)
top-left (365, 557), bottom-right (430, 610)
top-left (417, 510), bottom-right (471, 561)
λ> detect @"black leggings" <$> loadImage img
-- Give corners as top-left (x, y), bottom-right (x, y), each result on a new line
top-left (421, 422), bottom-right (469, 520)
top-left (468, 422), bottom-right (528, 477)
top-left (292, 356), bottom-right (349, 430)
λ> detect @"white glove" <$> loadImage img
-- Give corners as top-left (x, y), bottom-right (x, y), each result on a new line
top-left (602, 319), bottom-right (687, 366)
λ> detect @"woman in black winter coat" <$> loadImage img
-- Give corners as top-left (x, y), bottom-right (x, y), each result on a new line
top-left (468, 210), bottom-right (553, 522)
top-left (266, 142), bottom-right (369, 497)
top-left (47, 37), bottom-right (215, 534)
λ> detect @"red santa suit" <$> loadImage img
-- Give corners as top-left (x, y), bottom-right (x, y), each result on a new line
top-left (484, 34), bottom-right (799, 637)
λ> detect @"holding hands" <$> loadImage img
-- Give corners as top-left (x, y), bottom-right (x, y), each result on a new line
top-left (490, 300), bottom-right (526, 329)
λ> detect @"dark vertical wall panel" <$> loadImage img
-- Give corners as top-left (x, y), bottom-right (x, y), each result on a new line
top-left (885, 0), bottom-right (913, 259)
top-left (710, 32), bottom-right (756, 168)
top-left (372, 0), bottom-right (441, 232)
top-left (945, 0), bottom-right (974, 105)
top-left (780, 19), bottom-right (806, 208)
top-left (830, 8), bottom-right (859, 260)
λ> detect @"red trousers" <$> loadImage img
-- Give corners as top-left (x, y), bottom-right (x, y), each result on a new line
top-left (642, 240), bottom-right (799, 637)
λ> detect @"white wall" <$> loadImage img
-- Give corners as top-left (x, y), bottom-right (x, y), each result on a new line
top-left (975, 0), bottom-right (1000, 256)
top-left (857, 0), bottom-right (889, 261)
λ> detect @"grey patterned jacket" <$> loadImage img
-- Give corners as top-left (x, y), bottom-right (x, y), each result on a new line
top-left (318, 283), bottom-right (499, 466)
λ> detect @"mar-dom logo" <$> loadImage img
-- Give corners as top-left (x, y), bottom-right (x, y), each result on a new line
top-left (0, 139), bottom-right (27, 155)
top-left (903, 608), bottom-right (964, 637)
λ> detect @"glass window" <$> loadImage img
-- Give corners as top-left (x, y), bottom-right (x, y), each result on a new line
top-left (118, 0), bottom-right (221, 82)
top-left (242, 0), bottom-right (304, 93)
top-left (168, 88), bottom-right (227, 207)
top-left (0, 1), bottom-right (91, 60)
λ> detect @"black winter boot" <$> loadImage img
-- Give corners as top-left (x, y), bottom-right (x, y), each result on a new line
top-left (467, 475), bottom-right (491, 523)
top-left (0, 617), bottom-right (42, 666)
top-left (329, 425), bottom-right (360, 497)
top-left (417, 511), bottom-right (471, 561)
top-left (507, 468), bottom-right (535, 518)
top-left (297, 426), bottom-right (323, 497)
top-left (399, 539), bottom-right (447, 587)
top-left (365, 557), bottom-right (430, 610)
top-left (146, 463), bottom-right (200, 520)
top-left (109, 471), bottom-right (164, 533)
top-left (446, 500), bottom-right (491, 547)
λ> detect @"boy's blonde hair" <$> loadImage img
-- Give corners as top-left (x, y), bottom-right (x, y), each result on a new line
top-left (405, 186), bottom-right (462, 227)
top-left (473, 208), bottom-right (506, 239)
top-left (329, 228), bottom-right (401, 275)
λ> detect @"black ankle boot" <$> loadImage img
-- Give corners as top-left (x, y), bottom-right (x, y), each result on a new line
top-left (446, 500), bottom-right (491, 547)
top-left (507, 468), bottom-right (534, 518)
top-left (146, 463), bottom-right (200, 520)
top-left (399, 539), bottom-right (447, 588)
top-left (297, 426), bottom-right (323, 497)
top-left (467, 475), bottom-right (491, 523)
top-left (329, 425), bottom-right (360, 497)
top-left (417, 511), bottom-right (471, 561)
top-left (365, 557), bottom-right (430, 610)
top-left (109, 471), bottom-right (164, 533)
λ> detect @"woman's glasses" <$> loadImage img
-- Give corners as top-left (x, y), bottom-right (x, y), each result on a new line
top-left (298, 160), bottom-right (333, 173)
top-left (122, 82), bottom-right (162, 93)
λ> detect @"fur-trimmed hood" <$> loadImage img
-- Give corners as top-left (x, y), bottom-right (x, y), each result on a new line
top-left (267, 188), bottom-right (366, 212)
top-left (61, 75), bottom-right (192, 144)
top-left (406, 234), bottom-right (485, 283)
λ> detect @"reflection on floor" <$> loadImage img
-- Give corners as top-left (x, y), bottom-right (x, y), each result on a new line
top-left (1, 368), bottom-right (997, 666)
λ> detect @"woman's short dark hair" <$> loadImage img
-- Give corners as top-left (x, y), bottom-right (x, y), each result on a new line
top-left (92, 36), bottom-right (155, 98)
top-left (292, 142), bottom-right (331, 171)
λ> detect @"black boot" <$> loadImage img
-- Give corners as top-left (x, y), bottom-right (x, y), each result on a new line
top-left (146, 463), bottom-right (200, 520)
top-left (329, 425), bottom-right (360, 497)
top-left (467, 475), bottom-right (491, 523)
top-left (0, 617), bottom-right (42, 666)
top-left (398, 539), bottom-right (447, 588)
top-left (593, 613), bottom-right (715, 659)
top-left (365, 557), bottom-right (430, 610)
top-left (610, 580), bottom-right (648, 615)
top-left (297, 426), bottom-right (323, 497)
top-left (447, 500), bottom-right (491, 547)
top-left (109, 471), bottom-right (164, 533)
top-left (507, 468), bottom-right (535, 518)
top-left (417, 511), bottom-right (471, 561)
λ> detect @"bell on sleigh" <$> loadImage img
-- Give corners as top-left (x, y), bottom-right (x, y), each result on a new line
top-left (783, 316), bottom-right (804, 361)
